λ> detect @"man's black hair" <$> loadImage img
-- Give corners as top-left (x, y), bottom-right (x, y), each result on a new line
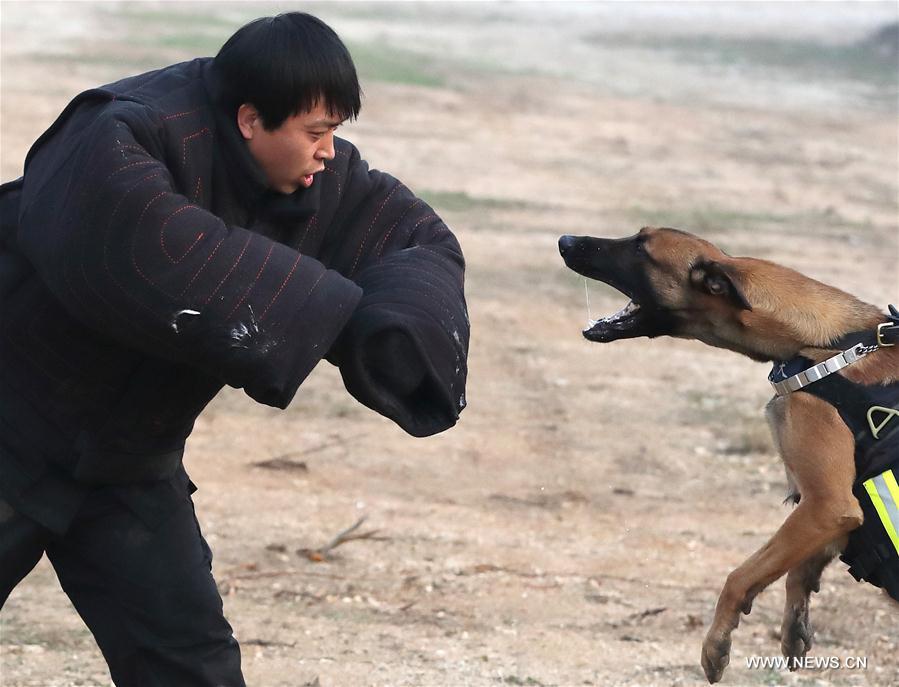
top-left (214, 12), bottom-right (361, 130)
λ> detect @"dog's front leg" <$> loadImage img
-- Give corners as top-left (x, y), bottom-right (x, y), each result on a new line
top-left (780, 541), bottom-right (842, 665)
top-left (701, 500), bottom-right (858, 682)
top-left (701, 394), bottom-right (860, 683)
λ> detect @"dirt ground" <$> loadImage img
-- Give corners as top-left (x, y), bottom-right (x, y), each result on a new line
top-left (1, 2), bottom-right (897, 686)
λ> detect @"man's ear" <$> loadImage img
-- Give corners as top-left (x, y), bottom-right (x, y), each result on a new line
top-left (692, 260), bottom-right (753, 311)
top-left (236, 103), bottom-right (260, 140)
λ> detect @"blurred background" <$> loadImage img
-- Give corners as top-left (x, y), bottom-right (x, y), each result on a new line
top-left (2, 2), bottom-right (897, 686)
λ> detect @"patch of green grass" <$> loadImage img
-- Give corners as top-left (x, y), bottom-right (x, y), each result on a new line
top-left (587, 32), bottom-right (899, 89)
top-left (497, 677), bottom-right (549, 687)
top-left (106, 5), bottom-right (248, 56)
top-left (681, 390), bottom-right (773, 456)
top-left (111, 3), bottom-right (243, 31)
top-left (346, 41), bottom-right (445, 88)
top-left (61, 6), bottom-right (235, 59)
top-left (77, 4), bottom-right (510, 89)
top-left (28, 52), bottom-right (164, 71)
top-left (155, 33), bottom-right (229, 55)
top-left (757, 668), bottom-right (786, 685)
top-left (625, 205), bottom-right (875, 235)
top-left (418, 190), bottom-right (536, 214)
top-left (113, 8), bottom-right (242, 31)
top-left (89, 4), bottom-right (453, 88)
top-left (723, 420), bottom-right (774, 456)
top-left (626, 206), bottom-right (792, 234)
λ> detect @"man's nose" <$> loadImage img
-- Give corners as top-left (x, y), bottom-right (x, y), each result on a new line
top-left (316, 133), bottom-right (336, 161)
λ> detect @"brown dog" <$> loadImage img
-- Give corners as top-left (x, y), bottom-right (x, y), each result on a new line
top-left (559, 227), bottom-right (899, 683)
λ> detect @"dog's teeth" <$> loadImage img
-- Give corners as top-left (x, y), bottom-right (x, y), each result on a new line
top-left (584, 300), bottom-right (640, 330)
top-left (582, 299), bottom-right (641, 334)
top-left (609, 300), bottom-right (639, 320)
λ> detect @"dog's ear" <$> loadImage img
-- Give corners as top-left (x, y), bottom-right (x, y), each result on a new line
top-left (691, 261), bottom-right (752, 311)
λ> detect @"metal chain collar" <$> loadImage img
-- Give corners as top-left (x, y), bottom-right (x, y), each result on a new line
top-left (771, 343), bottom-right (877, 397)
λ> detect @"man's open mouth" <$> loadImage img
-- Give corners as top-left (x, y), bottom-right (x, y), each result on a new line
top-left (299, 168), bottom-right (326, 188)
top-left (583, 297), bottom-right (645, 342)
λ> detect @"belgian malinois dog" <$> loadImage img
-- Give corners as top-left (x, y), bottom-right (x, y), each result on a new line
top-left (559, 227), bottom-right (898, 683)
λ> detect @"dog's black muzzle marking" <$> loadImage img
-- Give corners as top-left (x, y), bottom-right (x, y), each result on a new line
top-left (559, 234), bottom-right (616, 281)
top-left (559, 233), bottom-right (676, 343)
top-left (559, 235), bottom-right (640, 294)
top-left (558, 234), bottom-right (578, 258)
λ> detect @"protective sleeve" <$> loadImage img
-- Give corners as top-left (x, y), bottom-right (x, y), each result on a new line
top-left (324, 144), bottom-right (469, 437)
top-left (16, 100), bottom-right (361, 409)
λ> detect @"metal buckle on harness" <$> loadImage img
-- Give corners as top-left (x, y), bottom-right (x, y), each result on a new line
top-left (877, 322), bottom-right (895, 347)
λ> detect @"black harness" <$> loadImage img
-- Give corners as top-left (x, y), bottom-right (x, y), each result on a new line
top-left (769, 306), bottom-right (899, 600)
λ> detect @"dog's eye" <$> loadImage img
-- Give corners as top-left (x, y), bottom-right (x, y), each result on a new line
top-left (635, 238), bottom-right (647, 254)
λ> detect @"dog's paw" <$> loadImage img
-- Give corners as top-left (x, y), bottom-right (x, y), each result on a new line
top-left (781, 606), bottom-right (813, 666)
top-left (701, 634), bottom-right (732, 684)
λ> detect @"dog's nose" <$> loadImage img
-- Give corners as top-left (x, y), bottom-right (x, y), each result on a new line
top-left (558, 235), bottom-right (576, 256)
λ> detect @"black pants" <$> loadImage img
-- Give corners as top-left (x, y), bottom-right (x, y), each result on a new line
top-left (0, 480), bottom-right (245, 686)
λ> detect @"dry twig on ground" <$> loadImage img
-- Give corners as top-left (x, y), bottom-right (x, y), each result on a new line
top-left (298, 516), bottom-right (389, 562)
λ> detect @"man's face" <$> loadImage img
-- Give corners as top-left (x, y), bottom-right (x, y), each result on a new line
top-left (237, 101), bottom-right (343, 194)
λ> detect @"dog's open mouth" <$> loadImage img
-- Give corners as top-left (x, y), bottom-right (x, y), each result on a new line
top-left (560, 233), bottom-right (678, 343)
top-left (583, 298), bottom-right (646, 342)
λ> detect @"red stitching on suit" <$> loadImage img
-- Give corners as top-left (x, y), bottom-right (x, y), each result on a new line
top-left (182, 127), bottom-right (210, 165)
top-left (132, 246), bottom-right (156, 286)
top-left (322, 167), bottom-right (342, 199)
top-left (193, 176), bottom-right (203, 203)
top-left (377, 199), bottom-right (423, 257)
top-left (104, 159), bottom-right (156, 183)
top-left (297, 215), bottom-right (317, 251)
top-left (117, 144), bottom-right (148, 154)
top-left (73, 158), bottom-right (172, 347)
top-left (102, 171), bottom-right (163, 293)
top-left (227, 243), bottom-right (274, 319)
top-left (410, 214), bottom-right (438, 234)
top-left (422, 224), bottom-right (451, 242)
top-left (260, 253), bottom-right (301, 320)
top-left (202, 234), bottom-right (252, 306)
top-left (107, 171), bottom-right (163, 227)
top-left (380, 212), bottom-right (439, 258)
top-left (93, 250), bottom-right (171, 349)
top-left (295, 270), bottom-right (327, 320)
top-left (163, 108), bottom-right (201, 121)
top-left (129, 190), bottom-right (170, 288)
top-left (174, 232), bottom-right (205, 264)
top-left (159, 206), bottom-right (200, 263)
top-left (137, 191), bottom-right (168, 229)
top-left (179, 236), bottom-right (225, 298)
top-left (350, 184), bottom-right (402, 275)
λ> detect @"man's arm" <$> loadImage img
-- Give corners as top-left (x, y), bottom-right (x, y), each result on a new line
top-left (17, 100), bottom-right (361, 408)
top-left (322, 142), bottom-right (469, 437)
